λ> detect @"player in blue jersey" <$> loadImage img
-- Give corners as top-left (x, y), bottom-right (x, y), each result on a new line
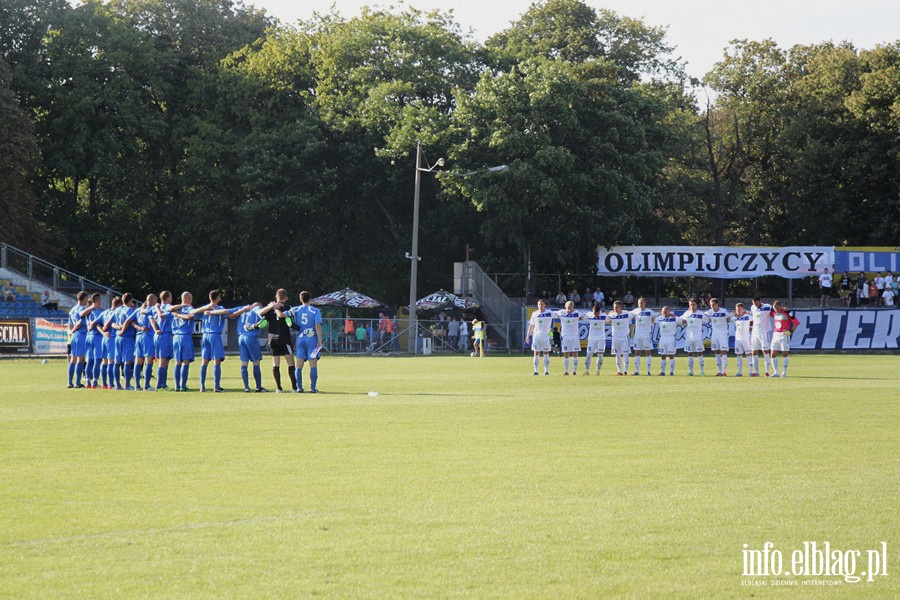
top-left (66, 291), bottom-right (96, 388)
top-left (111, 293), bottom-right (138, 390)
top-left (285, 291), bottom-right (324, 393)
top-left (169, 291), bottom-right (200, 392)
top-left (84, 293), bottom-right (104, 388)
top-left (100, 296), bottom-right (120, 389)
top-left (133, 294), bottom-right (158, 391)
top-left (153, 290), bottom-right (182, 391)
top-left (196, 290), bottom-right (252, 392)
top-left (237, 302), bottom-right (267, 392)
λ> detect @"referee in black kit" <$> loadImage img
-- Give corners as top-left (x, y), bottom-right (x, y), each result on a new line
top-left (259, 288), bottom-right (297, 393)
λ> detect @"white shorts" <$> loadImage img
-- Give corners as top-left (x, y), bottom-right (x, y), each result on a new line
top-left (561, 335), bottom-right (581, 353)
top-left (734, 339), bottom-right (751, 355)
top-left (770, 332), bottom-right (791, 352)
top-left (586, 339), bottom-right (606, 354)
top-left (657, 337), bottom-right (676, 356)
top-left (611, 337), bottom-right (630, 355)
top-left (684, 336), bottom-right (704, 354)
top-left (531, 335), bottom-right (551, 353)
top-left (751, 332), bottom-right (772, 352)
top-left (632, 333), bottom-right (653, 351)
top-left (710, 333), bottom-right (729, 352)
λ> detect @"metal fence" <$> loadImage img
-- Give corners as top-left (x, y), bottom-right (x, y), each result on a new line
top-left (1, 242), bottom-right (118, 301)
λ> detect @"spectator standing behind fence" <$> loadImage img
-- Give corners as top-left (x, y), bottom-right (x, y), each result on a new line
top-left (868, 280), bottom-right (878, 305)
top-left (840, 271), bottom-right (852, 307)
top-left (377, 312), bottom-right (390, 349)
top-left (570, 290), bottom-right (581, 305)
top-left (583, 287), bottom-right (593, 308)
top-left (554, 291), bottom-right (566, 306)
top-left (818, 268), bottom-right (833, 307)
top-left (874, 272), bottom-right (885, 305)
top-left (623, 291), bottom-right (635, 310)
top-left (458, 319), bottom-right (468, 352)
top-left (593, 288), bottom-right (604, 308)
top-left (856, 273), bottom-right (868, 306)
top-left (448, 317), bottom-right (459, 350)
top-left (2, 285), bottom-right (13, 302)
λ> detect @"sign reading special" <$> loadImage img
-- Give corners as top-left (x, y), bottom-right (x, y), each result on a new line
top-left (597, 246), bottom-right (834, 279)
top-left (0, 319), bottom-right (31, 351)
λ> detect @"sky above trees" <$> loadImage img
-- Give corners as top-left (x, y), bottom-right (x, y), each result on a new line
top-left (252, 0), bottom-right (900, 79)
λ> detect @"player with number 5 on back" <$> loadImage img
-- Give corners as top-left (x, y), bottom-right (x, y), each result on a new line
top-left (286, 291), bottom-right (324, 393)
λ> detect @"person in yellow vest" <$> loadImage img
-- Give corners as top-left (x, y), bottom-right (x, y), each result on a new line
top-left (471, 318), bottom-right (485, 357)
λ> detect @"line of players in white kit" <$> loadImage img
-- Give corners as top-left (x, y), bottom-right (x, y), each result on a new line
top-left (525, 296), bottom-right (799, 377)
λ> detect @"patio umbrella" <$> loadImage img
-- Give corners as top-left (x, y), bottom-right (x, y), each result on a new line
top-left (311, 288), bottom-right (385, 310)
top-left (415, 289), bottom-right (481, 313)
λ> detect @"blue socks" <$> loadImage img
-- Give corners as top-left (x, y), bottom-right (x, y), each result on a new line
top-left (144, 363), bottom-right (152, 389)
top-left (200, 364), bottom-right (208, 389)
top-left (310, 367), bottom-right (318, 391)
top-left (213, 364), bottom-right (221, 389)
top-left (74, 362), bottom-right (84, 386)
top-left (181, 365), bottom-right (190, 389)
top-left (241, 366), bottom-right (249, 389)
top-left (67, 362), bottom-right (75, 386)
top-left (173, 364), bottom-right (182, 389)
top-left (158, 365), bottom-right (168, 389)
top-left (295, 367), bottom-right (303, 391)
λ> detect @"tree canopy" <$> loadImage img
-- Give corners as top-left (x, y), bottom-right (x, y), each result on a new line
top-left (0, 0), bottom-right (896, 302)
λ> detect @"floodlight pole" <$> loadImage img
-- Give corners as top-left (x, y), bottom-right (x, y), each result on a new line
top-left (406, 143), bottom-right (508, 354)
top-left (408, 142), bottom-right (423, 354)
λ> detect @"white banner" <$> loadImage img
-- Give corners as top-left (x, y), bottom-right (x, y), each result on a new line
top-left (597, 246), bottom-right (834, 279)
top-left (793, 309), bottom-right (900, 350)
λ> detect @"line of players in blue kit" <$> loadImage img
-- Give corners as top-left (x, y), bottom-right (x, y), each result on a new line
top-left (526, 296), bottom-right (799, 378)
top-left (65, 289), bottom-right (324, 393)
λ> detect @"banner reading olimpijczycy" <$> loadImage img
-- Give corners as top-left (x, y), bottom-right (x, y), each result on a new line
top-left (597, 246), bottom-right (834, 278)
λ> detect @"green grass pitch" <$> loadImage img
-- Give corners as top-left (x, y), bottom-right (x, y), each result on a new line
top-left (1, 355), bottom-right (897, 597)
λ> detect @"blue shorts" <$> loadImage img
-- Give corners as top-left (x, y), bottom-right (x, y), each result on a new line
top-left (295, 336), bottom-right (321, 361)
top-left (115, 336), bottom-right (135, 363)
top-left (86, 334), bottom-right (103, 361)
top-left (239, 335), bottom-right (262, 363)
top-left (102, 336), bottom-right (116, 360)
top-left (135, 333), bottom-right (155, 359)
top-left (70, 333), bottom-right (87, 358)
top-left (173, 334), bottom-right (194, 362)
top-left (155, 332), bottom-right (173, 359)
top-left (201, 333), bottom-right (225, 361)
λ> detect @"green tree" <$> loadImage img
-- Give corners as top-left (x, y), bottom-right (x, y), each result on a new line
top-left (0, 60), bottom-right (48, 251)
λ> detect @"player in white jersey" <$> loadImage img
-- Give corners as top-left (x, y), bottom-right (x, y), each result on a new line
top-left (582, 303), bottom-right (607, 375)
top-left (526, 298), bottom-right (554, 375)
top-left (705, 298), bottom-right (733, 376)
top-left (607, 301), bottom-right (632, 375)
top-left (680, 298), bottom-right (708, 376)
top-left (732, 303), bottom-right (752, 377)
top-left (630, 298), bottom-right (657, 376)
top-left (556, 301), bottom-right (583, 375)
top-left (750, 296), bottom-right (774, 376)
top-left (655, 307), bottom-right (678, 376)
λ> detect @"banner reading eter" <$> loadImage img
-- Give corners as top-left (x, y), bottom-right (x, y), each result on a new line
top-left (597, 246), bottom-right (834, 279)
